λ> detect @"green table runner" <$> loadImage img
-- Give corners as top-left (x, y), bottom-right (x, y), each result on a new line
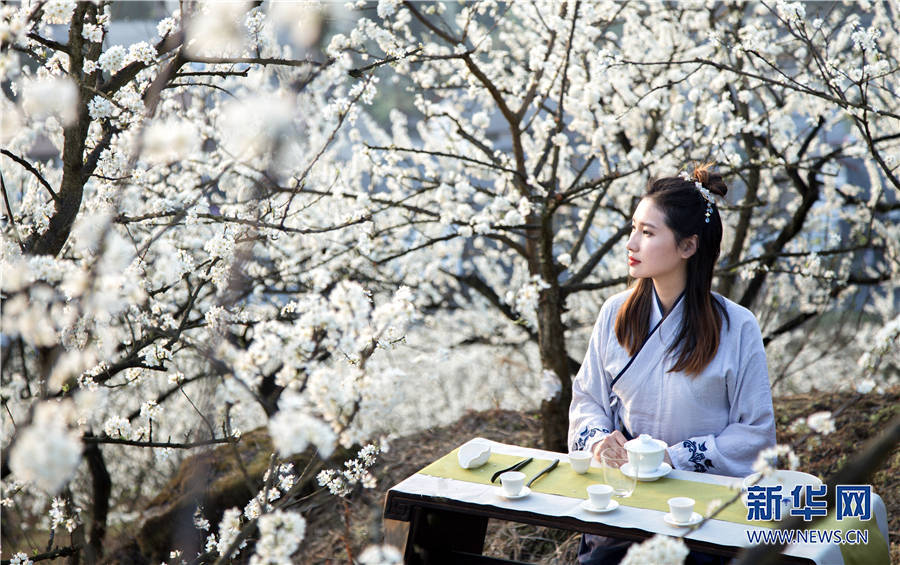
top-left (419, 448), bottom-right (761, 527)
top-left (418, 445), bottom-right (888, 564)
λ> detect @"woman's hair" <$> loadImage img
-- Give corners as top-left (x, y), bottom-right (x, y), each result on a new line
top-left (614, 163), bottom-right (730, 376)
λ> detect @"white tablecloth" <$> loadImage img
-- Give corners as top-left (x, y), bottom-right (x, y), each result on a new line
top-left (388, 438), bottom-right (889, 565)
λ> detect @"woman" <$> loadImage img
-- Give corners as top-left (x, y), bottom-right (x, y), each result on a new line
top-left (568, 164), bottom-right (776, 564)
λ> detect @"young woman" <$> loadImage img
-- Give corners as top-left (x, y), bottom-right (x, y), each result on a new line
top-left (568, 165), bottom-right (776, 564)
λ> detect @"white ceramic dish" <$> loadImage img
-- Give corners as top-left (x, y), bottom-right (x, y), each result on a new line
top-left (581, 499), bottom-right (619, 513)
top-left (457, 441), bottom-right (492, 469)
top-left (664, 511), bottom-right (703, 527)
top-left (496, 486), bottom-right (531, 500)
top-left (620, 461), bottom-right (673, 481)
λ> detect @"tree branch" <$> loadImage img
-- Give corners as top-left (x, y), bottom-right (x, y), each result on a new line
top-left (0, 545), bottom-right (80, 565)
top-left (182, 55), bottom-right (331, 68)
top-left (25, 31), bottom-right (69, 54)
top-left (82, 436), bottom-right (232, 449)
top-left (0, 170), bottom-right (24, 252)
top-left (0, 149), bottom-right (59, 201)
top-left (445, 269), bottom-right (538, 342)
top-left (563, 224), bottom-right (631, 289)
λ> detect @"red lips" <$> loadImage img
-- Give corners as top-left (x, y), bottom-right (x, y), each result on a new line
top-left (628, 257), bottom-right (641, 266)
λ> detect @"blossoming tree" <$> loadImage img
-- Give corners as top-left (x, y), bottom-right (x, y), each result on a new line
top-left (328, 0), bottom-right (899, 449)
top-left (1, 0), bottom-right (898, 563)
top-left (2, 1), bottom-right (413, 563)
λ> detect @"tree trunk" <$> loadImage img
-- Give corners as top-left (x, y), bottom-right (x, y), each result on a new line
top-left (537, 285), bottom-right (572, 452)
top-left (25, 3), bottom-right (91, 257)
top-left (536, 209), bottom-right (571, 452)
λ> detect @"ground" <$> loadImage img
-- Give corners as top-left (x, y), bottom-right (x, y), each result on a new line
top-left (303, 388), bottom-right (899, 564)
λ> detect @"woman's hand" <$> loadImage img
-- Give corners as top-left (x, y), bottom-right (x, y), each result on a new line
top-left (592, 430), bottom-right (628, 461)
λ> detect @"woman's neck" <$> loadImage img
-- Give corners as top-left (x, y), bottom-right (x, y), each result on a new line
top-left (652, 275), bottom-right (687, 316)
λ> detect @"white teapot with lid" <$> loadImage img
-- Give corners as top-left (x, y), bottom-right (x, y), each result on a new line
top-left (623, 434), bottom-right (667, 473)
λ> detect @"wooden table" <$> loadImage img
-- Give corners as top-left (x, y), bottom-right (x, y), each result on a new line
top-left (382, 439), bottom-right (889, 565)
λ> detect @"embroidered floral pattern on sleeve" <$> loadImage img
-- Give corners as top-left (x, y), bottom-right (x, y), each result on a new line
top-left (683, 440), bottom-right (715, 473)
top-left (573, 426), bottom-right (611, 451)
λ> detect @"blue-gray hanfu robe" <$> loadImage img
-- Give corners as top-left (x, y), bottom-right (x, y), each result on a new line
top-left (567, 289), bottom-right (776, 478)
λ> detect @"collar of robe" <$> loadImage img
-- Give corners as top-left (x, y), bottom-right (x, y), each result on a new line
top-left (650, 285), bottom-right (686, 347)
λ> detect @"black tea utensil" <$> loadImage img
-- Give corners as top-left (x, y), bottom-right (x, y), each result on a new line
top-left (526, 459), bottom-right (560, 488)
top-left (490, 457), bottom-right (534, 483)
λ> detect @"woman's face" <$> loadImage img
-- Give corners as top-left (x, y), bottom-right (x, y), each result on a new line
top-left (626, 199), bottom-right (693, 283)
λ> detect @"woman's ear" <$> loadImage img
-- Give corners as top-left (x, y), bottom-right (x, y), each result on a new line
top-left (679, 235), bottom-right (698, 259)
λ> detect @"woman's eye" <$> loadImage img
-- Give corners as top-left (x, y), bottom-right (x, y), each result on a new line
top-left (643, 230), bottom-right (652, 236)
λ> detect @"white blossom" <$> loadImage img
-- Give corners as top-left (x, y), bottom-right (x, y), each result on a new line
top-left (358, 544), bottom-right (403, 565)
top-left (621, 534), bottom-right (689, 565)
top-left (98, 45), bottom-right (127, 74)
top-left (216, 507), bottom-right (243, 558)
top-left (8, 402), bottom-right (82, 494)
top-left (249, 510), bottom-right (306, 565)
top-left (128, 42), bottom-right (157, 65)
top-left (186, 2), bottom-right (249, 56)
top-left (82, 23), bottom-right (103, 43)
top-left (806, 411), bottom-right (836, 435)
top-left (9, 552), bottom-right (33, 565)
top-left (752, 444), bottom-right (800, 476)
top-left (268, 390), bottom-right (336, 458)
top-left (41, 0), bottom-right (75, 24)
top-left (855, 378), bottom-right (876, 394)
top-left (142, 119), bottom-right (201, 164)
top-left (20, 77), bottom-right (79, 126)
top-left (540, 369), bottom-right (561, 401)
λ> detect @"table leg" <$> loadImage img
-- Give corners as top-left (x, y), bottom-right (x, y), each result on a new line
top-left (383, 518), bottom-right (410, 556)
top-left (405, 506), bottom-right (488, 565)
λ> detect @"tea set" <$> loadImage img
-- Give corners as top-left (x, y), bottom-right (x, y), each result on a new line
top-left (457, 434), bottom-right (701, 526)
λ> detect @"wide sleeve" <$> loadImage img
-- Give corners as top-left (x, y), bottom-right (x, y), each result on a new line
top-left (567, 306), bottom-right (617, 453)
top-left (665, 313), bottom-right (776, 478)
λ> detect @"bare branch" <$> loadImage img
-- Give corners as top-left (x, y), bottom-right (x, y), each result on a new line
top-left (82, 436), bottom-right (232, 449)
top-left (0, 170), bottom-right (25, 252)
top-left (0, 149), bottom-right (59, 202)
top-left (25, 31), bottom-right (69, 54)
top-left (183, 55), bottom-right (331, 68)
top-left (364, 144), bottom-right (519, 176)
top-left (563, 224), bottom-right (631, 289)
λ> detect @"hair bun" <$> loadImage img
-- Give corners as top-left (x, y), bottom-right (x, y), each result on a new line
top-left (692, 162), bottom-right (728, 198)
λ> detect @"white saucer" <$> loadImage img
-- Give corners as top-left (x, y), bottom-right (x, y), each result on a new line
top-left (496, 486), bottom-right (531, 500)
top-left (581, 499), bottom-right (619, 513)
top-left (664, 512), bottom-right (703, 527)
top-left (621, 462), bottom-right (672, 481)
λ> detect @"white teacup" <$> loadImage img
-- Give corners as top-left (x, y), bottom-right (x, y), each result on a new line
top-left (668, 496), bottom-right (695, 523)
top-left (569, 450), bottom-right (592, 474)
top-left (587, 484), bottom-right (614, 509)
top-left (500, 471), bottom-right (526, 497)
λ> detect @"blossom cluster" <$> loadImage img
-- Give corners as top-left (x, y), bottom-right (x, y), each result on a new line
top-left (752, 444), bottom-right (801, 476)
top-left (621, 534), bottom-right (689, 565)
top-left (317, 443), bottom-right (382, 497)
